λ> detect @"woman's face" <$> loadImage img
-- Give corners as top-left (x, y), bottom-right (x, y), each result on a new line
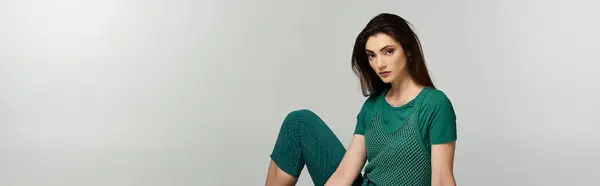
top-left (365, 33), bottom-right (409, 83)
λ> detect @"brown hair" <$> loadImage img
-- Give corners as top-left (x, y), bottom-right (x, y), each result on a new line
top-left (351, 13), bottom-right (435, 96)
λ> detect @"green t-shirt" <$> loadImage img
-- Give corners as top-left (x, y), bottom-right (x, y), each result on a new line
top-left (354, 87), bottom-right (457, 145)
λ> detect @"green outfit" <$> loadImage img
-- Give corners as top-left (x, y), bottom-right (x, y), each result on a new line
top-left (270, 109), bottom-right (364, 186)
top-left (270, 87), bottom-right (457, 186)
top-left (356, 87), bottom-right (457, 185)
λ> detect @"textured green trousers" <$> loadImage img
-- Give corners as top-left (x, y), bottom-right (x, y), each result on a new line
top-left (270, 109), bottom-right (364, 186)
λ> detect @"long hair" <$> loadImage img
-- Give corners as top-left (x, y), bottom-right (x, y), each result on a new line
top-left (351, 13), bottom-right (435, 97)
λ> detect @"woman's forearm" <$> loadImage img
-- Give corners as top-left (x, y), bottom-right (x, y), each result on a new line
top-left (326, 135), bottom-right (367, 186)
top-left (324, 170), bottom-right (355, 186)
top-left (432, 173), bottom-right (456, 186)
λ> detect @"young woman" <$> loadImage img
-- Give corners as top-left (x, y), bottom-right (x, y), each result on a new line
top-left (265, 13), bottom-right (457, 186)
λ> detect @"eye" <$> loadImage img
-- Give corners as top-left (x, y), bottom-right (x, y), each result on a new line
top-left (384, 49), bottom-right (394, 55)
top-left (367, 54), bottom-right (375, 60)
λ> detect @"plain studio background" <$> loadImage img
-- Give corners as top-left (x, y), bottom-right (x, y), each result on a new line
top-left (1, 0), bottom-right (599, 185)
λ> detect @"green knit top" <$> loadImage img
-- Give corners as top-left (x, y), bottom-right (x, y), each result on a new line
top-left (354, 87), bottom-right (457, 186)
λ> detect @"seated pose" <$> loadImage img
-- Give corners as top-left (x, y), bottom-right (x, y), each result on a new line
top-left (265, 13), bottom-right (458, 186)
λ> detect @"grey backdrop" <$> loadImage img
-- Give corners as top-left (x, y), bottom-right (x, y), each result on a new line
top-left (1, 0), bottom-right (599, 185)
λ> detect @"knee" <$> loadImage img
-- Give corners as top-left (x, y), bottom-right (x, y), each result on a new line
top-left (283, 109), bottom-right (319, 125)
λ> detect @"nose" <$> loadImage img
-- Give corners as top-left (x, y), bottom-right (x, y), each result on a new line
top-left (376, 58), bottom-right (386, 70)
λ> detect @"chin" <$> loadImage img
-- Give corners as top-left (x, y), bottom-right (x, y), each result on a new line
top-left (380, 77), bottom-right (394, 83)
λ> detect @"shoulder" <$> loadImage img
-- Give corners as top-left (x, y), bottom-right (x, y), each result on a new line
top-left (423, 88), bottom-right (452, 105)
top-left (420, 87), bottom-right (455, 114)
top-left (362, 90), bottom-right (384, 108)
top-left (357, 90), bottom-right (385, 115)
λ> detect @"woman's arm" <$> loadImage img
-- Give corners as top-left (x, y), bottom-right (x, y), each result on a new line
top-left (431, 141), bottom-right (457, 186)
top-left (324, 134), bottom-right (367, 186)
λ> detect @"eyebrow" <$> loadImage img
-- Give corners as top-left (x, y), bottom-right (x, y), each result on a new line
top-left (366, 45), bottom-right (395, 53)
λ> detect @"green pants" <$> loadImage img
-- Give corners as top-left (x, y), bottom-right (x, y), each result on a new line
top-left (270, 109), bottom-right (364, 186)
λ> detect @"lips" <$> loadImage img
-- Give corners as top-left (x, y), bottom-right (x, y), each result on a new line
top-left (379, 71), bottom-right (391, 76)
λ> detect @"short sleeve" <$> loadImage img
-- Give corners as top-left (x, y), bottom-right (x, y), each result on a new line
top-left (424, 90), bottom-right (457, 144)
top-left (354, 94), bottom-right (377, 135)
top-left (354, 111), bottom-right (366, 135)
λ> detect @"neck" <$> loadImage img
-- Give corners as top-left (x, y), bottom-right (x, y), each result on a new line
top-left (387, 74), bottom-right (423, 100)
